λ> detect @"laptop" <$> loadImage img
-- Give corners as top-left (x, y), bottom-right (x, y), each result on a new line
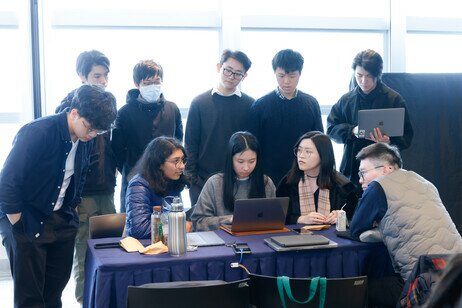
top-left (186, 231), bottom-right (225, 247)
top-left (264, 237), bottom-right (337, 252)
top-left (221, 197), bottom-right (289, 235)
top-left (358, 107), bottom-right (405, 138)
top-left (270, 234), bottom-right (330, 247)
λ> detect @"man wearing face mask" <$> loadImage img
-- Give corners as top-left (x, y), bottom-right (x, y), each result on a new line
top-left (112, 60), bottom-right (183, 213)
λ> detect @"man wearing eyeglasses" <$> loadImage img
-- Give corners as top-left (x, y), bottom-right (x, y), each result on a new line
top-left (0, 85), bottom-right (117, 307)
top-left (55, 50), bottom-right (117, 304)
top-left (249, 49), bottom-right (323, 186)
top-left (185, 50), bottom-right (254, 207)
top-left (349, 142), bottom-right (462, 307)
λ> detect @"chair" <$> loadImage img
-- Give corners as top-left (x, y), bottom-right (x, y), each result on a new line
top-left (249, 273), bottom-right (367, 308)
top-left (89, 213), bottom-right (126, 239)
top-left (127, 279), bottom-right (250, 308)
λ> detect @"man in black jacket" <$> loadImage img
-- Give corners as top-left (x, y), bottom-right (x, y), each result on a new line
top-left (112, 60), bottom-right (183, 212)
top-left (55, 50), bottom-right (117, 304)
top-left (327, 49), bottom-right (413, 194)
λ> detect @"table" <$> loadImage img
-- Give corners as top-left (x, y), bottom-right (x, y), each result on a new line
top-left (83, 227), bottom-right (394, 308)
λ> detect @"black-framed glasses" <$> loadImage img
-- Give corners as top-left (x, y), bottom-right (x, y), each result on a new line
top-left (81, 119), bottom-right (110, 135)
top-left (166, 157), bottom-right (187, 168)
top-left (222, 67), bottom-right (245, 81)
top-left (293, 147), bottom-right (312, 157)
top-left (358, 165), bottom-right (384, 180)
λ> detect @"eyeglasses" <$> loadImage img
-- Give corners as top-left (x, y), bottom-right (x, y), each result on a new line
top-left (81, 119), bottom-right (110, 135)
top-left (358, 165), bottom-right (384, 180)
top-left (222, 67), bottom-right (245, 81)
top-left (166, 157), bottom-right (187, 168)
top-left (293, 147), bottom-right (312, 157)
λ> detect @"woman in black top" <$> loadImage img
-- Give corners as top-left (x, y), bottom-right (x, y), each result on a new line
top-left (277, 131), bottom-right (358, 224)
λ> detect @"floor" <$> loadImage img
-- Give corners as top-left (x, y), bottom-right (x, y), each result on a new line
top-left (0, 270), bottom-right (81, 308)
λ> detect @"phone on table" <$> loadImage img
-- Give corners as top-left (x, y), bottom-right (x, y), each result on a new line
top-left (292, 228), bottom-right (313, 235)
top-left (94, 242), bottom-right (121, 249)
top-left (232, 243), bottom-right (251, 254)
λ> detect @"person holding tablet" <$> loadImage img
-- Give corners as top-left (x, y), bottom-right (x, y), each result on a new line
top-left (191, 131), bottom-right (276, 231)
top-left (277, 131), bottom-right (358, 225)
top-left (125, 137), bottom-right (189, 239)
top-left (327, 49), bottom-right (413, 194)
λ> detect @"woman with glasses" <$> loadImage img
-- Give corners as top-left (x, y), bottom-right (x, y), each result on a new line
top-left (277, 131), bottom-right (358, 225)
top-left (191, 131), bottom-right (276, 231)
top-left (125, 136), bottom-right (189, 239)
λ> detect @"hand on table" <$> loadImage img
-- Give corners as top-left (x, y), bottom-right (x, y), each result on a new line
top-left (297, 212), bottom-right (327, 225)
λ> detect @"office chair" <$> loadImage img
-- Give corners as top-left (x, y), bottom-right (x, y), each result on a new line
top-left (249, 273), bottom-right (367, 308)
top-left (127, 279), bottom-right (250, 308)
top-left (89, 213), bottom-right (126, 239)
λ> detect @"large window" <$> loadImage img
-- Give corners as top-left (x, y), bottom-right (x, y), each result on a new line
top-left (405, 0), bottom-right (462, 72)
top-left (0, 1), bottom-right (34, 167)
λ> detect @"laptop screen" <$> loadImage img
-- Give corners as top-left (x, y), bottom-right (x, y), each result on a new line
top-left (229, 197), bottom-right (289, 232)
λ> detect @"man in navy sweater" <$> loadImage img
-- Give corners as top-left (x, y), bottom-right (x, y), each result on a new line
top-left (249, 49), bottom-right (323, 186)
top-left (0, 85), bottom-right (117, 307)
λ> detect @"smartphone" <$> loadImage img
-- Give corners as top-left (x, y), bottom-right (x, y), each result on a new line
top-left (292, 228), bottom-right (313, 235)
top-left (94, 242), bottom-right (121, 249)
top-left (232, 243), bottom-right (251, 254)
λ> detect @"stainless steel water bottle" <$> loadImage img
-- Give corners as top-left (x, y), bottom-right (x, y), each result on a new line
top-left (168, 197), bottom-right (187, 256)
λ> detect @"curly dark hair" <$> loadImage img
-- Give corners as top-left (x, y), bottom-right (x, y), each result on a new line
top-left (130, 136), bottom-right (189, 196)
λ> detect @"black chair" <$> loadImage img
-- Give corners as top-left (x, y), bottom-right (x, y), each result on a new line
top-left (127, 279), bottom-right (250, 308)
top-left (89, 213), bottom-right (126, 239)
top-left (249, 273), bottom-right (367, 308)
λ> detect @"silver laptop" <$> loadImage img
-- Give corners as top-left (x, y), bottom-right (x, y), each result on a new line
top-left (187, 231), bottom-right (225, 247)
top-left (358, 108), bottom-right (405, 138)
top-left (223, 197), bottom-right (289, 233)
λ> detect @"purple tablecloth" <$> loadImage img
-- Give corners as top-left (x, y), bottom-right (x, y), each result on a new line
top-left (83, 227), bottom-right (394, 308)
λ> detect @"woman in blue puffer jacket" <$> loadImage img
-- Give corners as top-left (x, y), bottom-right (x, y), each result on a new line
top-left (125, 136), bottom-right (189, 239)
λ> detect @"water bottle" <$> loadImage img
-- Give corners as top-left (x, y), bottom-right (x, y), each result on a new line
top-left (168, 197), bottom-right (187, 257)
top-left (151, 206), bottom-right (161, 244)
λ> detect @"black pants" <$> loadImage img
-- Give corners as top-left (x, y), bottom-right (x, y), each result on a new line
top-left (368, 274), bottom-right (405, 308)
top-left (0, 212), bottom-right (78, 308)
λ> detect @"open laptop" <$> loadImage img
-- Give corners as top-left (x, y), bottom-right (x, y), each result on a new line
top-left (187, 231), bottom-right (225, 247)
top-left (221, 197), bottom-right (289, 234)
top-left (358, 107), bottom-right (405, 138)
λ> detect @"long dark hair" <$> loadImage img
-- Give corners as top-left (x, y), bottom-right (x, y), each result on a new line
top-left (223, 131), bottom-right (266, 211)
top-left (129, 136), bottom-right (188, 196)
top-left (286, 131), bottom-right (336, 189)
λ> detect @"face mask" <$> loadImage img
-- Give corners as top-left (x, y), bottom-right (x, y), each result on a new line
top-left (139, 84), bottom-right (162, 103)
top-left (84, 81), bottom-right (106, 89)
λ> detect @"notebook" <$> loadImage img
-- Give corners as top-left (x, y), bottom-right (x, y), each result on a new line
top-left (270, 234), bottom-right (330, 247)
top-left (358, 107), bottom-right (405, 138)
top-left (220, 197), bottom-right (290, 236)
top-left (187, 231), bottom-right (225, 247)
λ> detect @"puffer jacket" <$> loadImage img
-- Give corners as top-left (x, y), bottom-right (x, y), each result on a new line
top-left (125, 174), bottom-right (183, 239)
top-left (378, 169), bottom-right (462, 280)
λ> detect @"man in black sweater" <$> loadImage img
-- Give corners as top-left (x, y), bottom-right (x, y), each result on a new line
top-left (185, 50), bottom-right (254, 206)
top-left (249, 49), bottom-right (323, 186)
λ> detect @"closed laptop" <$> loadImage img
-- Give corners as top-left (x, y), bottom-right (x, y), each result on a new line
top-left (358, 107), bottom-right (405, 138)
top-left (270, 234), bottom-right (330, 247)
